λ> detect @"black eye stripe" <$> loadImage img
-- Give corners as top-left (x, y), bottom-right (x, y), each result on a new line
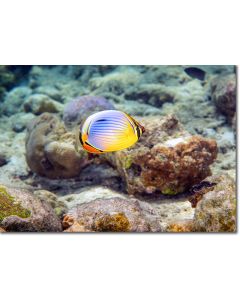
top-left (79, 132), bottom-right (83, 146)
top-left (136, 126), bottom-right (140, 139)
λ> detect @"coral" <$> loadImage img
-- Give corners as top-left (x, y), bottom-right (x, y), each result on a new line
top-left (0, 185), bottom-right (62, 232)
top-left (63, 95), bottom-right (115, 128)
top-left (211, 74), bottom-right (236, 124)
top-left (24, 94), bottom-right (63, 115)
top-left (192, 174), bottom-right (236, 232)
top-left (103, 115), bottom-right (218, 195)
top-left (61, 187), bottom-right (162, 232)
top-left (0, 186), bottom-right (31, 223)
top-left (25, 113), bottom-right (90, 179)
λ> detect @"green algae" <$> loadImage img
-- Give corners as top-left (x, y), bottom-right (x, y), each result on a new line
top-left (0, 187), bottom-right (31, 223)
top-left (121, 155), bottom-right (133, 169)
top-left (161, 187), bottom-right (178, 195)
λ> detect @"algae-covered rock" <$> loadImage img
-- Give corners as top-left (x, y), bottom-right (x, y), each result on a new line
top-left (0, 66), bottom-right (15, 101)
top-left (0, 185), bottom-right (62, 232)
top-left (89, 69), bottom-right (141, 95)
top-left (104, 115), bottom-right (217, 195)
top-left (0, 86), bottom-right (32, 115)
top-left (63, 95), bottom-right (115, 129)
top-left (34, 86), bottom-right (63, 102)
top-left (125, 83), bottom-right (176, 107)
top-left (10, 112), bottom-right (35, 132)
top-left (24, 94), bottom-right (63, 115)
top-left (34, 189), bottom-right (67, 217)
top-left (61, 186), bottom-right (161, 232)
top-left (0, 153), bottom-right (8, 166)
top-left (25, 113), bottom-right (90, 179)
top-left (0, 185), bottom-right (31, 223)
top-left (211, 74), bottom-right (236, 124)
top-left (192, 174), bottom-right (236, 232)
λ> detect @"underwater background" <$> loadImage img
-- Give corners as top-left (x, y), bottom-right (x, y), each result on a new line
top-left (0, 65), bottom-right (236, 232)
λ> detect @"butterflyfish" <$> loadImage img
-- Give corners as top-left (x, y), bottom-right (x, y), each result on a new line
top-left (76, 110), bottom-right (145, 154)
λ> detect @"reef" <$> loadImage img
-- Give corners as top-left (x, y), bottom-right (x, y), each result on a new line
top-left (104, 115), bottom-right (217, 195)
top-left (0, 65), bottom-right (236, 233)
top-left (0, 184), bottom-right (62, 232)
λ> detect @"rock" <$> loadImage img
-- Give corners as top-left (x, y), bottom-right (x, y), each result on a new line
top-left (34, 190), bottom-right (67, 217)
top-left (0, 66), bottom-right (16, 101)
top-left (125, 83), bottom-right (176, 107)
top-left (25, 113), bottom-right (90, 179)
top-left (192, 174), bottom-right (236, 232)
top-left (0, 153), bottom-right (8, 166)
top-left (10, 112), bottom-right (35, 132)
top-left (0, 185), bottom-right (62, 232)
top-left (103, 115), bottom-right (218, 195)
top-left (211, 74), bottom-right (236, 124)
top-left (148, 196), bottom-right (195, 232)
top-left (0, 227), bottom-right (6, 233)
top-left (34, 86), bottom-right (63, 102)
top-left (61, 187), bottom-right (162, 232)
top-left (0, 86), bottom-right (32, 116)
top-left (24, 94), bottom-right (64, 115)
top-left (89, 69), bottom-right (141, 95)
top-left (114, 100), bottom-right (162, 116)
top-left (63, 95), bottom-right (115, 129)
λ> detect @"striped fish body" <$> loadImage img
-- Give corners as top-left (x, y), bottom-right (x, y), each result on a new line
top-left (76, 110), bottom-right (144, 154)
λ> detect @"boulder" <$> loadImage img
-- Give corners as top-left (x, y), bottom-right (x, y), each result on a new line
top-left (24, 94), bottom-right (63, 115)
top-left (103, 115), bottom-right (218, 195)
top-left (63, 95), bottom-right (115, 129)
top-left (211, 74), bottom-right (236, 124)
top-left (61, 187), bottom-right (162, 232)
top-left (0, 185), bottom-right (62, 232)
top-left (25, 113), bottom-right (90, 179)
top-left (192, 174), bottom-right (236, 232)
